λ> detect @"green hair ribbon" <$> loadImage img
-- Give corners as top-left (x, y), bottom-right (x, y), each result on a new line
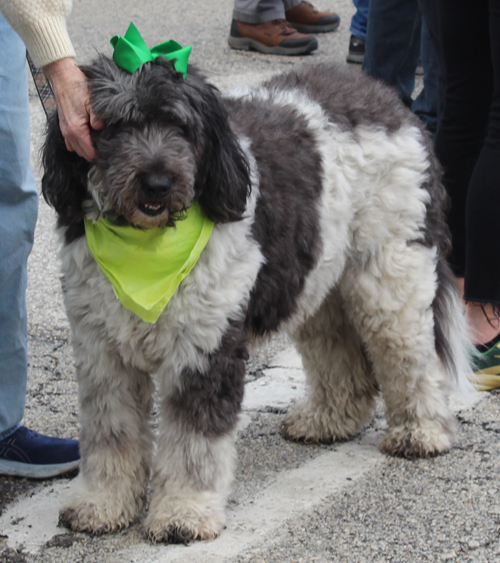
top-left (110, 22), bottom-right (192, 77)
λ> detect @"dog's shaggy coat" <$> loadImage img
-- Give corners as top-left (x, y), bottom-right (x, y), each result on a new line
top-left (42, 57), bottom-right (472, 543)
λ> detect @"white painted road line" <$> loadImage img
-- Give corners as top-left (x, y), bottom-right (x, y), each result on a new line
top-left (0, 481), bottom-right (73, 554)
top-left (123, 431), bottom-right (384, 563)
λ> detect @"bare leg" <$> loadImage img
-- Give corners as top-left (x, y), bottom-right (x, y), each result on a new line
top-left (457, 277), bottom-right (500, 345)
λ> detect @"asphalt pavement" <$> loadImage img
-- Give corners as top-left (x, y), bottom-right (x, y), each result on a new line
top-left (1, 1), bottom-right (500, 562)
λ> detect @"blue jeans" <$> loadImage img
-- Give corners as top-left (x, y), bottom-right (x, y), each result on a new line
top-left (362, 0), bottom-right (441, 138)
top-left (350, 0), bottom-right (369, 41)
top-left (0, 14), bottom-right (39, 439)
top-left (413, 21), bottom-right (441, 137)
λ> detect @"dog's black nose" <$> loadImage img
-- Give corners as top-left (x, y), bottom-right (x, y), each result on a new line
top-left (141, 173), bottom-right (172, 198)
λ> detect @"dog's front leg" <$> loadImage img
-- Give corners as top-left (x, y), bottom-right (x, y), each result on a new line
top-left (60, 334), bottom-right (154, 534)
top-left (145, 322), bottom-right (247, 544)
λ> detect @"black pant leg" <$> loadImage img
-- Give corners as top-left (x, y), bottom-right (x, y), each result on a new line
top-left (434, 0), bottom-right (493, 277)
top-left (464, 0), bottom-right (500, 304)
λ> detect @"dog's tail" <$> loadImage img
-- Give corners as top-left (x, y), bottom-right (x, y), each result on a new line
top-left (433, 257), bottom-right (477, 403)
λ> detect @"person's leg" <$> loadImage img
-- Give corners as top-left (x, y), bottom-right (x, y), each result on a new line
top-left (435, 0), bottom-right (500, 383)
top-left (463, 0), bottom-right (500, 342)
top-left (0, 13), bottom-right (38, 440)
top-left (362, 0), bottom-right (421, 109)
top-left (0, 14), bottom-right (79, 478)
top-left (412, 20), bottom-right (440, 138)
top-left (347, 0), bottom-right (369, 64)
top-left (434, 0), bottom-right (492, 282)
top-left (350, 0), bottom-right (369, 41)
top-left (232, 0), bottom-right (286, 23)
top-left (418, 0), bottom-right (445, 116)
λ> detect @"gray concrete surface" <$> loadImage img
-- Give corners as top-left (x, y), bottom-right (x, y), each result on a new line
top-left (1, 1), bottom-right (500, 562)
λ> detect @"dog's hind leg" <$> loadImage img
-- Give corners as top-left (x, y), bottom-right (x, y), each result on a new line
top-left (282, 289), bottom-right (379, 443)
top-left (59, 338), bottom-right (154, 534)
top-left (340, 242), bottom-right (459, 458)
top-left (144, 321), bottom-right (247, 544)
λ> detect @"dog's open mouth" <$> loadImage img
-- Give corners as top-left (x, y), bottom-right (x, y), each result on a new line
top-left (139, 201), bottom-right (167, 217)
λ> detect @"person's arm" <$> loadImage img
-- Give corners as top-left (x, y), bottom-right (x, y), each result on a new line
top-left (0, 0), bottom-right (75, 67)
top-left (0, 0), bottom-right (103, 160)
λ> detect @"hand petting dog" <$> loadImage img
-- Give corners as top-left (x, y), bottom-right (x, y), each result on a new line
top-left (44, 56), bottom-right (103, 161)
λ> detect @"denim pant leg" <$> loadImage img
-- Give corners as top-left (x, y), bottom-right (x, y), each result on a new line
top-left (362, 0), bottom-right (421, 109)
top-left (350, 0), bottom-right (369, 41)
top-left (0, 15), bottom-right (39, 438)
top-left (412, 20), bottom-right (441, 138)
top-left (418, 0), bottom-right (445, 116)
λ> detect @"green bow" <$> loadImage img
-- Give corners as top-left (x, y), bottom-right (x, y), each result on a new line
top-left (110, 22), bottom-right (192, 77)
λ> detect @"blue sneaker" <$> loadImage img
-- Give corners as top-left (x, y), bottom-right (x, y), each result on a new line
top-left (0, 426), bottom-right (79, 479)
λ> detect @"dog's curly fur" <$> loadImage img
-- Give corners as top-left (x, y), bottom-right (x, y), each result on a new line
top-left (42, 56), bottom-right (473, 543)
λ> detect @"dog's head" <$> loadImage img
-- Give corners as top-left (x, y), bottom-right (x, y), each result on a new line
top-left (42, 55), bottom-right (251, 236)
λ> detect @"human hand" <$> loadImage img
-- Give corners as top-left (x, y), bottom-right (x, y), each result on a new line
top-left (43, 57), bottom-right (104, 161)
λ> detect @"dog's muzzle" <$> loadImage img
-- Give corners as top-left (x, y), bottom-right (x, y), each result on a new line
top-left (139, 173), bottom-right (171, 216)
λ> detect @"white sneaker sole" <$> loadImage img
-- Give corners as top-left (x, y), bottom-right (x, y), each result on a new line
top-left (0, 458), bottom-right (79, 479)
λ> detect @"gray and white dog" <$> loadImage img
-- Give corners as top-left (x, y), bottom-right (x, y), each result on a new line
top-left (42, 56), bottom-right (472, 543)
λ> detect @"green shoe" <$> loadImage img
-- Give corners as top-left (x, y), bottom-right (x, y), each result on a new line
top-left (472, 340), bottom-right (500, 391)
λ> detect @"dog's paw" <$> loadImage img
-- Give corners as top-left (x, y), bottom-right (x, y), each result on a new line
top-left (145, 519), bottom-right (222, 544)
top-left (380, 418), bottom-right (456, 459)
top-left (145, 495), bottom-right (225, 544)
top-left (59, 493), bottom-right (144, 535)
top-left (281, 403), bottom-right (359, 444)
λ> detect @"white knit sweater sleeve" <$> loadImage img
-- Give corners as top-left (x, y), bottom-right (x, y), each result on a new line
top-left (0, 0), bottom-right (75, 67)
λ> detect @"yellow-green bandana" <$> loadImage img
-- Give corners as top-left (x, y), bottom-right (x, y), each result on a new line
top-left (84, 203), bottom-right (214, 323)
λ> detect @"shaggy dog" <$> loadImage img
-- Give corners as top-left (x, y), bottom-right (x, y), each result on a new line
top-left (42, 56), bottom-right (472, 543)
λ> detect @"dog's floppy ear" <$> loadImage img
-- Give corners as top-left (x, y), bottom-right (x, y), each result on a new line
top-left (41, 111), bottom-right (91, 229)
top-left (192, 82), bottom-right (251, 223)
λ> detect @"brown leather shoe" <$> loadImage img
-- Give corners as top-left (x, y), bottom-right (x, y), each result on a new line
top-left (228, 19), bottom-right (318, 55)
top-left (285, 1), bottom-right (340, 33)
